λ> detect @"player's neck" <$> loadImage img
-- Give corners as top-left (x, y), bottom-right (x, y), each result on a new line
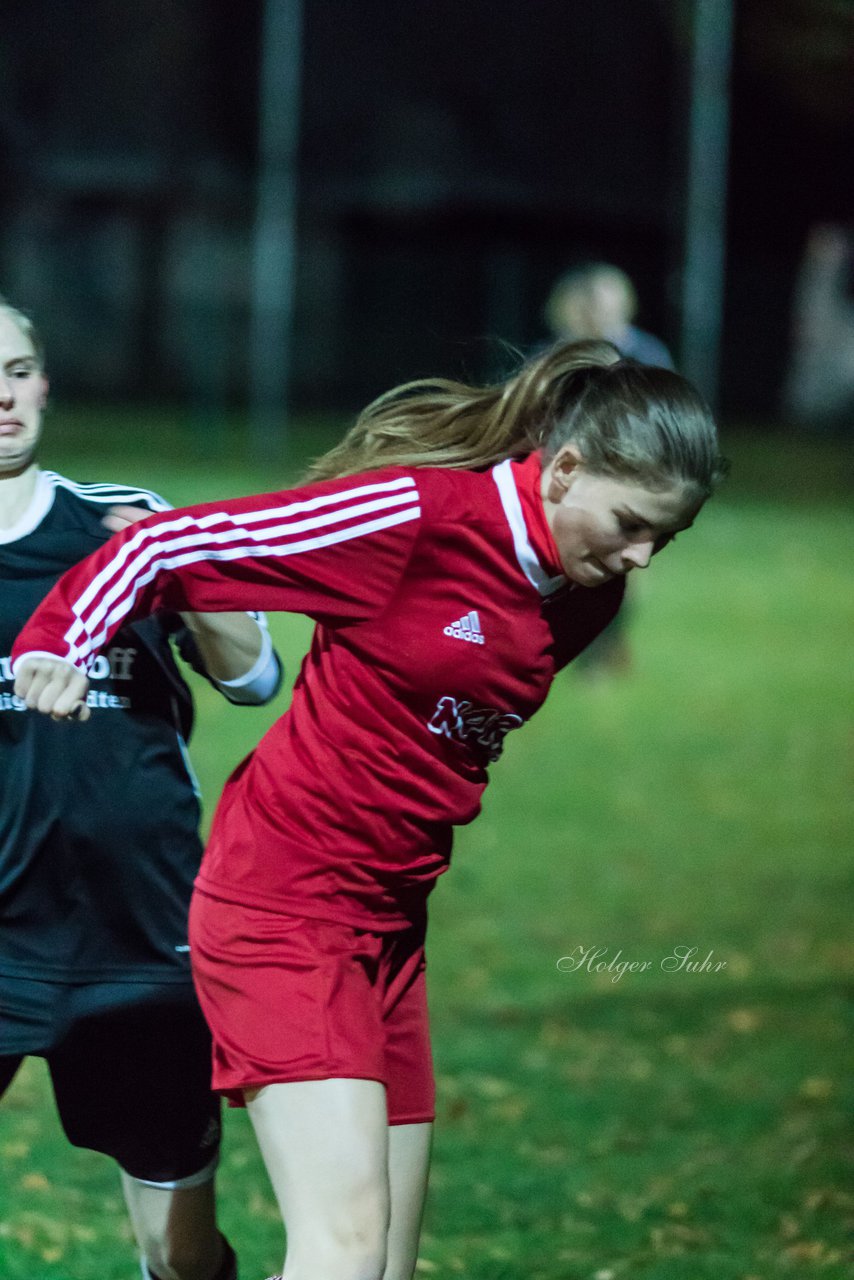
top-left (0, 464), bottom-right (40, 530)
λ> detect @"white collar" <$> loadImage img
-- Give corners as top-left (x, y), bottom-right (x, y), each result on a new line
top-left (0, 470), bottom-right (57, 544)
top-left (491, 458), bottom-right (566, 597)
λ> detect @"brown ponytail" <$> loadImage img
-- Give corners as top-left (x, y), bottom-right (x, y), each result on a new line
top-left (308, 339), bottom-right (727, 499)
top-left (308, 340), bottom-right (621, 480)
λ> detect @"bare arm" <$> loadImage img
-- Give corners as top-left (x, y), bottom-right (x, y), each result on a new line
top-left (13, 606), bottom-right (280, 722)
top-left (178, 609), bottom-right (265, 683)
top-left (179, 609), bottom-right (281, 703)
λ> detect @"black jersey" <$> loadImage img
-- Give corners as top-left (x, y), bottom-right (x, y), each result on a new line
top-left (1, 471), bottom-right (221, 982)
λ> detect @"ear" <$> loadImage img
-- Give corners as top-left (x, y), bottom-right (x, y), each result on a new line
top-left (544, 444), bottom-right (584, 503)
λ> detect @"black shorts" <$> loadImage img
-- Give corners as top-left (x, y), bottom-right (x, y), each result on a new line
top-left (0, 975), bottom-right (220, 1184)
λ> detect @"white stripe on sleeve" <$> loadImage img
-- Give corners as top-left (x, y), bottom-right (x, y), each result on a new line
top-left (62, 478), bottom-right (420, 666)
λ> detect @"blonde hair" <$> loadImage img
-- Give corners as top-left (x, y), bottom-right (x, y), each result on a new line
top-left (310, 340), bottom-right (726, 499)
top-left (0, 298), bottom-right (45, 369)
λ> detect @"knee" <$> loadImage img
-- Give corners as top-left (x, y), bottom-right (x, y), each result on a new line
top-left (307, 1225), bottom-right (388, 1280)
top-left (293, 1251), bottom-right (387, 1280)
top-left (288, 1183), bottom-right (390, 1280)
top-left (315, 1241), bottom-right (387, 1280)
top-left (287, 1243), bottom-right (387, 1280)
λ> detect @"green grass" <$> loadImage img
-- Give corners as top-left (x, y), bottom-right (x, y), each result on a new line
top-left (0, 418), bottom-right (851, 1279)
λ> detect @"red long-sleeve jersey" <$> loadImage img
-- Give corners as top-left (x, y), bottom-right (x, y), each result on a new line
top-left (13, 454), bottom-right (623, 929)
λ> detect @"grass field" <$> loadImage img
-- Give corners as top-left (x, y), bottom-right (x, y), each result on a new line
top-left (0, 416), bottom-right (851, 1279)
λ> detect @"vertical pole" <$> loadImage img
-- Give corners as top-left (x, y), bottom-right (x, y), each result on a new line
top-left (679, 0), bottom-right (734, 409)
top-left (249, 0), bottom-right (304, 462)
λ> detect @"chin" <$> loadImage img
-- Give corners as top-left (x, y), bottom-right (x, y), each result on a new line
top-left (0, 453), bottom-right (36, 477)
top-left (567, 570), bottom-right (602, 589)
top-left (573, 562), bottom-right (613, 587)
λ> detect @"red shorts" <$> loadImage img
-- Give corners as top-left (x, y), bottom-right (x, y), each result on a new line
top-left (188, 890), bottom-right (434, 1125)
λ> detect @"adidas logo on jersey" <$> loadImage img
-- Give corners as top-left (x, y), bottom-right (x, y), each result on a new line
top-left (443, 610), bottom-right (484, 644)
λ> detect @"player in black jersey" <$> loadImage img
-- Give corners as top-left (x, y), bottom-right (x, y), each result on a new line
top-left (0, 300), bottom-right (283, 1280)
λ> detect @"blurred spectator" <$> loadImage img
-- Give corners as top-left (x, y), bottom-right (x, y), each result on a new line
top-left (783, 225), bottom-right (854, 432)
top-left (544, 262), bottom-right (675, 371)
top-left (542, 262), bottom-right (674, 680)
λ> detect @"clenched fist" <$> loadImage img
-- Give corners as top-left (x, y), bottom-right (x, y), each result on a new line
top-left (14, 657), bottom-right (91, 721)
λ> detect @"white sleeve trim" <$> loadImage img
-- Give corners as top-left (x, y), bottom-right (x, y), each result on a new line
top-left (211, 624), bottom-right (281, 704)
top-left (10, 650), bottom-right (83, 677)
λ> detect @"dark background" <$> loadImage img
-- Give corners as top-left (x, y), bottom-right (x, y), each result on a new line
top-left (0, 0), bottom-right (851, 418)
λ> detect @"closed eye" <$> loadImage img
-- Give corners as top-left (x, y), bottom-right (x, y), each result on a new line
top-left (653, 531), bottom-right (678, 553)
top-left (618, 516), bottom-right (645, 536)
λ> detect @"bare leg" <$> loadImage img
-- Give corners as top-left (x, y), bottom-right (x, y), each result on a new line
top-left (121, 1173), bottom-right (228, 1280)
top-left (384, 1122), bottom-right (432, 1280)
top-left (246, 1078), bottom-right (391, 1280)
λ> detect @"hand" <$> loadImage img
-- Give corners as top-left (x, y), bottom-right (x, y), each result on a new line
top-left (14, 657), bottom-right (91, 721)
top-left (102, 503), bottom-right (152, 534)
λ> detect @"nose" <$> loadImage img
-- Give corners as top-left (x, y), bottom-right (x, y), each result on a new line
top-left (622, 539), bottom-right (655, 571)
top-left (0, 375), bottom-right (13, 407)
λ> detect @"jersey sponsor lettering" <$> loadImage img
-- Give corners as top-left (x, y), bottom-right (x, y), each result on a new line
top-left (85, 690), bottom-right (131, 710)
top-left (90, 646), bottom-right (138, 681)
top-left (428, 694), bottom-right (523, 762)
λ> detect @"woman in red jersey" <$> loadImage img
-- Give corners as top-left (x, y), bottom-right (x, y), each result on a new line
top-left (13, 339), bottom-right (726, 1280)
